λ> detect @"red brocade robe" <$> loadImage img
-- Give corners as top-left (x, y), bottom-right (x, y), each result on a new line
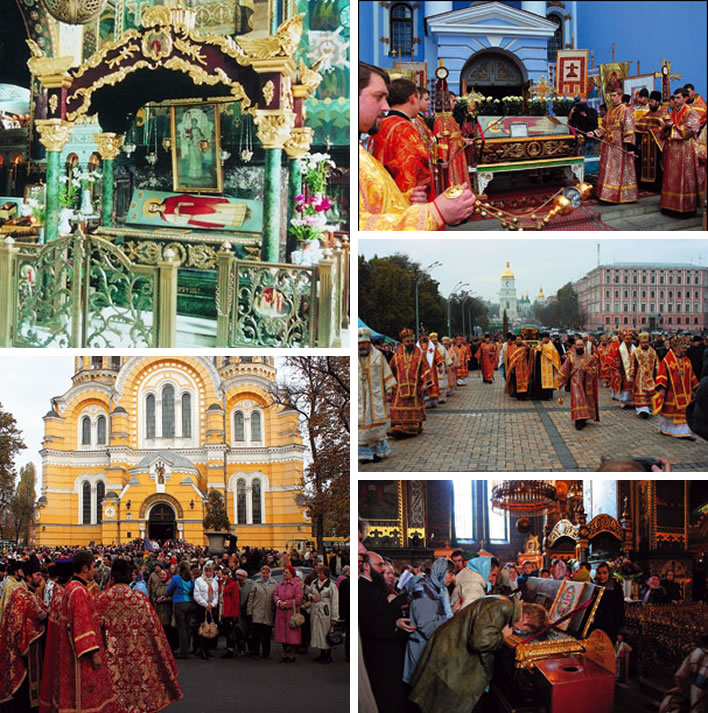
top-left (433, 113), bottom-right (471, 190)
top-left (370, 113), bottom-right (437, 199)
top-left (42, 579), bottom-right (117, 713)
top-left (661, 106), bottom-right (701, 213)
top-left (506, 344), bottom-right (532, 395)
top-left (389, 346), bottom-right (433, 435)
top-left (474, 342), bottom-right (497, 382)
top-left (0, 585), bottom-right (47, 706)
top-left (452, 343), bottom-right (470, 380)
top-left (557, 352), bottom-right (600, 422)
top-left (631, 346), bottom-right (658, 408)
top-left (687, 94), bottom-right (707, 129)
top-left (595, 103), bottom-right (638, 203)
top-left (595, 343), bottom-right (611, 383)
top-left (97, 585), bottom-right (183, 713)
top-left (39, 584), bottom-right (64, 713)
top-left (656, 350), bottom-right (699, 426)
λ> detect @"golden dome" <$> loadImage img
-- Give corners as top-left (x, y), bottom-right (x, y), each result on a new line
top-left (537, 287), bottom-right (545, 300)
top-left (501, 260), bottom-right (514, 278)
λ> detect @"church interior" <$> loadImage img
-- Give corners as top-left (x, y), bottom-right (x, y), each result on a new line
top-left (359, 479), bottom-right (708, 713)
top-left (0, 0), bottom-right (350, 348)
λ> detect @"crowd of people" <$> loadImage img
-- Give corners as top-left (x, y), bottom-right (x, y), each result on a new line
top-left (358, 520), bottom-right (706, 713)
top-left (359, 325), bottom-right (708, 465)
top-left (358, 60), bottom-right (706, 231)
top-left (0, 539), bottom-right (350, 713)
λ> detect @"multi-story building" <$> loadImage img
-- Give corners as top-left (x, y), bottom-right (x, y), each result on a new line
top-left (574, 263), bottom-right (708, 332)
top-left (35, 356), bottom-right (309, 547)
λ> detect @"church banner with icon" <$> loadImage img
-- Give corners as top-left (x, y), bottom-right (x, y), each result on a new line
top-left (555, 50), bottom-right (589, 98)
top-left (599, 61), bottom-right (631, 107)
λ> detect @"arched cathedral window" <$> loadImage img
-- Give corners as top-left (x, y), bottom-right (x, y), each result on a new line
top-left (251, 411), bottom-right (262, 442)
top-left (252, 479), bottom-right (262, 524)
top-left (96, 482), bottom-right (105, 523)
top-left (146, 394), bottom-right (156, 438)
top-left (547, 14), bottom-right (563, 61)
top-left (96, 416), bottom-right (106, 445)
top-left (82, 481), bottom-right (91, 524)
top-left (390, 3), bottom-right (413, 57)
top-left (236, 479), bottom-right (247, 524)
top-left (182, 393), bottom-right (191, 437)
top-left (162, 385), bottom-right (175, 438)
top-left (81, 416), bottom-right (91, 445)
top-left (234, 412), bottom-right (245, 442)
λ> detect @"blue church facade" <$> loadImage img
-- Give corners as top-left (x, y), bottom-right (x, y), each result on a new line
top-left (359, 1), bottom-right (705, 99)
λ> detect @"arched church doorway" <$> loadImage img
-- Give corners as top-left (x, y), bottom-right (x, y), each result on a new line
top-left (147, 503), bottom-right (176, 542)
top-left (460, 49), bottom-right (527, 100)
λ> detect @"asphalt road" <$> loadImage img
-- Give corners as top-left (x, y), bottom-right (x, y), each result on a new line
top-left (169, 637), bottom-right (350, 713)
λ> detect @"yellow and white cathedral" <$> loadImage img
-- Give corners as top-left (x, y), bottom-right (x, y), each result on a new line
top-left (35, 356), bottom-right (310, 548)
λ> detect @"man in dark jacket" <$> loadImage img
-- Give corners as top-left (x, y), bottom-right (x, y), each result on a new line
top-left (588, 562), bottom-right (625, 643)
top-left (409, 595), bottom-right (547, 713)
top-left (687, 336), bottom-right (706, 381)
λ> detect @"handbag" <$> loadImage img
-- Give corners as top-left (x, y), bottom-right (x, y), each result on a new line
top-left (289, 600), bottom-right (305, 629)
top-left (199, 610), bottom-right (218, 639)
top-left (326, 622), bottom-right (344, 647)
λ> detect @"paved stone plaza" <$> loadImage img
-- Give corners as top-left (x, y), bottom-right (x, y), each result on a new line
top-left (360, 372), bottom-right (708, 472)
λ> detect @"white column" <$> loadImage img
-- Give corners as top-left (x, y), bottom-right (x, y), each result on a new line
top-left (572, 1), bottom-right (578, 49)
top-left (521, 1), bottom-right (546, 16)
top-left (91, 483), bottom-right (97, 524)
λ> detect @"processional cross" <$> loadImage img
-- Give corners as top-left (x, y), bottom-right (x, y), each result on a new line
top-left (655, 59), bottom-right (682, 103)
top-left (531, 76), bottom-right (553, 101)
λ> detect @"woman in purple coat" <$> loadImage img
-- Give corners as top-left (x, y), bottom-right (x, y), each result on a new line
top-left (273, 565), bottom-right (303, 663)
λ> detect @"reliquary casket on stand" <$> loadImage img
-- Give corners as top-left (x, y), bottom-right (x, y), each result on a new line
top-left (493, 577), bottom-right (615, 713)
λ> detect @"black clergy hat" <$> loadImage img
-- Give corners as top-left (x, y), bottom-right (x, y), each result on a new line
top-left (650, 91), bottom-right (662, 102)
top-left (54, 558), bottom-right (73, 580)
top-left (23, 554), bottom-right (41, 576)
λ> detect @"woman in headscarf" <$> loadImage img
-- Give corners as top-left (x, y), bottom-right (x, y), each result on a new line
top-left (451, 555), bottom-right (499, 612)
top-left (403, 558), bottom-right (455, 685)
top-left (273, 565), bottom-right (303, 663)
top-left (193, 562), bottom-right (219, 659)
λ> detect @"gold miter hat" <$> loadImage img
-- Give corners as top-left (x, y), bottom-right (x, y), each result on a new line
top-left (429, 332), bottom-right (438, 339)
top-left (358, 327), bottom-right (372, 343)
top-left (638, 332), bottom-right (650, 343)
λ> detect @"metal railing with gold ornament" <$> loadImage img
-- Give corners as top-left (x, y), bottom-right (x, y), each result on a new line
top-left (214, 244), bottom-right (345, 348)
top-left (0, 231), bottom-right (178, 348)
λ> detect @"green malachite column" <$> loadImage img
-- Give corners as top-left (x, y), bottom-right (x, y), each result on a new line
top-left (94, 133), bottom-right (124, 228)
top-left (45, 150), bottom-right (61, 242)
top-left (35, 120), bottom-right (73, 242)
top-left (101, 158), bottom-right (115, 226)
top-left (286, 157), bottom-right (302, 260)
top-left (262, 148), bottom-right (282, 263)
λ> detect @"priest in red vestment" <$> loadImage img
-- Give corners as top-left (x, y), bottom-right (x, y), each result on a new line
top-left (595, 335), bottom-right (611, 386)
top-left (685, 83), bottom-right (707, 129)
top-left (661, 87), bottom-right (701, 214)
top-left (41, 551), bottom-right (117, 713)
top-left (635, 91), bottom-right (668, 191)
top-left (589, 88), bottom-right (638, 203)
top-left (655, 335), bottom-right (699, 439)
top-left (369, 78), bottom-right (437, 200)
top-left (452, 336), bottom-right (470, 385)
top-left (434, 93), bottom-right (472, 191)
top-left (506, 337), bottom-right (532, 399)
top-left (474, 335), bottom-right (497, 384)
top-left (0, 559), bottom-right (47, 711)
top-left (418, 334), bottom-right (444, 407)
top-left (413, 88), bottom-right (438, 190)
top-left (97, 559), bottom-right (183, 713)
top-left (388, 328), bottom-right (433, 437)
top-left (631, 333), bottom-right (658, 418)
top-left (556, 339), bottom-right (600, 430)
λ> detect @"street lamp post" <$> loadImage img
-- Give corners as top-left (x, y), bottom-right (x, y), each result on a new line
top-left (462, 293), bottom-right (473, 338)
top-left (448, 281), bottom-right (469, 336)
top-left (415, 261), bottom-right (441, 340)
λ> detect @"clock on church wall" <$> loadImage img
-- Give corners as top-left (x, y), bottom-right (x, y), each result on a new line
top-left (105, 506), bottom-right (116, 518)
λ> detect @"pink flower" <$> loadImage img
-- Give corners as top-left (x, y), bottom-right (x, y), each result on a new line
top-left (295, 194), bottom-right (305, 202)
top-left (318, 197), bottom-right (332, 211)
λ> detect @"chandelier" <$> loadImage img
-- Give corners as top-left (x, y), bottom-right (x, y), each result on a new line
top-left (43, 0), bottom-right (104, 25)
top-left (490, 480), bottom-right (557, 517)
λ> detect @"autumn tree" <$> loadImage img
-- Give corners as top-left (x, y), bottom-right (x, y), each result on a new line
top-left (0, 402), bottom-right (25, 540)
top-left (270, 357), bottom-right (349, 557)
top-left (534, 283), bottom-right (585, 329)
top-left (12, 462), bottom-right (36, 544)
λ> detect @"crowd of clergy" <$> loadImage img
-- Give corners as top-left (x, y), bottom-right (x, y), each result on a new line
top-left (0, 541), bottom-right (350, 713)
top-left (358, 325), bottom-right (708, 464)
top-left (359, 59), bottom-right (706, 231)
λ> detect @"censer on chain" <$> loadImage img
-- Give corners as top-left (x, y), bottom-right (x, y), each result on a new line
top-left (442, 182), bottom-right (593, 231)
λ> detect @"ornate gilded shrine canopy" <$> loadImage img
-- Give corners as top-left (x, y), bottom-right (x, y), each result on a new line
top-left (28, 6), bottom-right (321, 136)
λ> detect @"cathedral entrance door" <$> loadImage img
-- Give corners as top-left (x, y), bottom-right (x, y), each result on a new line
top-left (148, 503), bottom-right (176, 542)
top-left (460, 49), bottom-right (527, 101)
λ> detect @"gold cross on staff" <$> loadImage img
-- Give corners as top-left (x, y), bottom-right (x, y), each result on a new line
top-left (657, 58), bottom-right (682, 103)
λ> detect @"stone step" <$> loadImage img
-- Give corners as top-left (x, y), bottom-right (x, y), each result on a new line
top-left (594, 195), bottom-right (661, 221)
top-left (608, 211), bottom-right (703, 231)
top-left (614, 682), bottom-right (661, 713)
